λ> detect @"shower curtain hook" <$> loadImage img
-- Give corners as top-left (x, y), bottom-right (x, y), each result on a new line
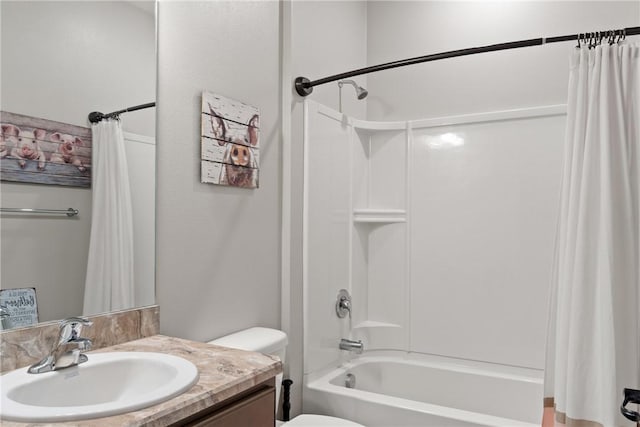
top-left (576, 33), bottom-right (581, 49)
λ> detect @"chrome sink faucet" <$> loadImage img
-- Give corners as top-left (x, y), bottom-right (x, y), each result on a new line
top-left (0, 305), bottom-right (11, 330)
top-left (28, 317), bottom-right (93, 374)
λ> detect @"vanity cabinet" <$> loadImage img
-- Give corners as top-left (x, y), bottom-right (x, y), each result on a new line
top-left (173, 380), bottom-right (275, 427)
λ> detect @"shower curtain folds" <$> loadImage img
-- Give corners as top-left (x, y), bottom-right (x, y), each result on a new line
top-left (83, 119), bottom-right (135, 315)
top-left (544, 43), bottom-right (640, 427)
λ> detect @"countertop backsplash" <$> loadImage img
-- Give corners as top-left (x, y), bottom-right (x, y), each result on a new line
top-left (0, 305), bottom-right (160, 372)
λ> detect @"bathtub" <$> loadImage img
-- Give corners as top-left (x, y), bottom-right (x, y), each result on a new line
top-left (303, 352), bottom-right (543, 427)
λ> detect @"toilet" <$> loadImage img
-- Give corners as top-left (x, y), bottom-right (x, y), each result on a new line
top-left (208, 327), bottom-right (363, 427)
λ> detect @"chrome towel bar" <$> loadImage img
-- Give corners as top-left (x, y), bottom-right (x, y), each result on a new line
top-left (0, 208), bottom-right (79, 217)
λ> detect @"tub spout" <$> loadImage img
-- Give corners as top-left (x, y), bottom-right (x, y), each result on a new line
top-left (339, 338), bottom-right (363, 354)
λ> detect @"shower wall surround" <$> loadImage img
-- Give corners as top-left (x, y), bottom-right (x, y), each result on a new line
top-left (287, 1), bottom-right (369, 414)
top-left (303, 101), bottom-right (565, 373)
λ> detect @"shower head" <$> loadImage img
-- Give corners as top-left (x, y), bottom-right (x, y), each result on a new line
top-left (338, 80), bottom-right (368, 100)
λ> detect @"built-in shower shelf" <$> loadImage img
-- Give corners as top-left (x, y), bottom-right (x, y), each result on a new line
top-left (353, 320), bottom-right (402, 329)
top-left (353, 209), bottom-right (406, 223)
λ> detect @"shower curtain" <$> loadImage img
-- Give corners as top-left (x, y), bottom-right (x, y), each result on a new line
top-left (544, 43), bottom-right (640, 427)
top-left (83, 119), bottom-right (135, 315)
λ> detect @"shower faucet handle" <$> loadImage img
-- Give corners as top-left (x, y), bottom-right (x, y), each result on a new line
top-left (336, 289), bottom-right (352, 319)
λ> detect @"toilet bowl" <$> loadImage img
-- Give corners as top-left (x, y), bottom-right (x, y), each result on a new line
top-left (208, 327), bottom-right (363, 427)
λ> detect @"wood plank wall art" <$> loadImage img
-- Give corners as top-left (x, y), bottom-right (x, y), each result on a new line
top-left (1, 111), bottom-right (92, 188)
top-left (200, 92), bottom-right (259, 189)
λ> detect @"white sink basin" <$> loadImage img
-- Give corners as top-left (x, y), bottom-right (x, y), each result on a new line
top-left (0, 352), bottom-right (199, 422)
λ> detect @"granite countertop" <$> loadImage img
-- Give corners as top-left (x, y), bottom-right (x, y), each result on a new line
top-left (1, 334), bottom-right (282, 427)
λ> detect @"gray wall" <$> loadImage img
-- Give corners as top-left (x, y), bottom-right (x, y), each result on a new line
top-left (156, 1), bottom-right (281, 341)
top-left (0, 1), bottom-right (155, 322)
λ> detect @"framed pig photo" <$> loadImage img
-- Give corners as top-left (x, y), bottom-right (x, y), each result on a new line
top-left (1, 111), bottom-right (92, 188)
top-left (200, 92), bottom-right (259, 189)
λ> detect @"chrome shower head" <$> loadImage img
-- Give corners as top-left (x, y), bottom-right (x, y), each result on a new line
top-left (338, 80), bottom-right (368, 100)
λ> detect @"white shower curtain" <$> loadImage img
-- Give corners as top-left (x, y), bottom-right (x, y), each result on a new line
top-left (544, 43), bottom-right (640, 427)
top-left (83, 119), bottom-right (135, 315)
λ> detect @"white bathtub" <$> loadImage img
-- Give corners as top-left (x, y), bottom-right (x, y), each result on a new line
top-left (303, 352), bottom-right (543, 427)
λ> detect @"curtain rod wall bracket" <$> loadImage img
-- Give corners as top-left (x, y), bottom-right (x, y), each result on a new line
top-left (88, 112), bottom-right (105, 123)
top-left (87, 102), bottom-right (156, 124)
top-left (295, 77), bottom-right (313, 97)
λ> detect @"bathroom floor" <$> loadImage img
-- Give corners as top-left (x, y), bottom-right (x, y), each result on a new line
top-left (542, 407), bottom-right (565, 427)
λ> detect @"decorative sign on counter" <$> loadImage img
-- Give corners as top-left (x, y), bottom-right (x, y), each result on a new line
top-left (0, 287), bottom-right (39, 329)
top-left (1, 111), bottom-right (92, 188)
top-left (200, 92), bottom-right (259, 189)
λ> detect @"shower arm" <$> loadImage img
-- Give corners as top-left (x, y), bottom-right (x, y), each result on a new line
top-left (295, 26), bottom-right (640, 97)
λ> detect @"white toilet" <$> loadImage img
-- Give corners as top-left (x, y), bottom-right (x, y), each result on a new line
top-left (208, 327), bottom-right (363, 427)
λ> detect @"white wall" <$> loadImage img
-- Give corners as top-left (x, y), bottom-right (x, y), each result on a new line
top-left (288, 0), bottom-right (368, 415)
top-left (367, 1), bottom-right (640, 120)
top-left (0, 1), bottom-right (155, 322)
top-left (409, 112), bottom-right (565, 369)
top-left (361, 1), bottom-right (640, 369)
top-left (291, 1), bottom-right (368, 118)
top-left (156, 1), bottom-right (281, 343)
top-left (0, 1), bottom-right (156, 135)
top-left (123, 133), bottom-right (156, 308)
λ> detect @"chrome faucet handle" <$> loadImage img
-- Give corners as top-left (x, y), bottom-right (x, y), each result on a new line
top-left (58, 316), bottom-right (93, 344)
top-left (28, 317), bottom-right (93, 374)
top-left (336, 289), bottom-right (352, 319)
top-left (0, 305), bottom-right (11, 331)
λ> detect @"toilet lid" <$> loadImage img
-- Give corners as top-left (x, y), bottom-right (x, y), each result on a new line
top-left (285, 414), bottom-right (364, 427)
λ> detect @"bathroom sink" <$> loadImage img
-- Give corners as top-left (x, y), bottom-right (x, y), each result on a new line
top-left (0, 351), bottom-right (199, 422)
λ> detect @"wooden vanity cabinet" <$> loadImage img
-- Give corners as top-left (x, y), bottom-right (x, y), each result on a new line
top-left (172, 379), bottom-right (275, 427)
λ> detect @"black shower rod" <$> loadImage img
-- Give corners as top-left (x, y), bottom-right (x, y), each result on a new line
top-left (295, 26), bottom-right (640, 97)
top-left (88, 102), bottom-right (156, 123)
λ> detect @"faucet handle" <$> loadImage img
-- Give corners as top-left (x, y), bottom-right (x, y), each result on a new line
top-left (58, 317), bottom-right (93, 343)
top-left (336, 289), bottom-right (352, 319)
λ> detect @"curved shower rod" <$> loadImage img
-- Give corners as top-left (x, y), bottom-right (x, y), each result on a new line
top-left (294, 26), bottom-right (640, 97)
top-left (88, 102), bottom-right (156, 123)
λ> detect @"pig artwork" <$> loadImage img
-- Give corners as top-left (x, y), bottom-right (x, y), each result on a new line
top-left (1, 124), bottom-right (20, 159)
top-left (200, 92), bottom-right (260, 188)
top-left (1, 111), bottom-right (92, 187)
top-left (49, 133), bottom-right (87, 172)
top-left (220, 164), bottom-right (257, 188)
top-left (10, 127), bottom-right (47, 170)
top-left (208, 104), bottom-right (227, 143)
top-left (247, 114), bottom-right (259, 147)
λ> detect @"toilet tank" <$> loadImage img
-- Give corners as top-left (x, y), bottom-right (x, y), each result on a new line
top-left (208, 327), bottom-right (288, 416)
top-left (208, 327), bottom-right (288, 364)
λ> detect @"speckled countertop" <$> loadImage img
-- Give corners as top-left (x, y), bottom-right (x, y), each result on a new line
top-left (1, 335), bottom-right (282, 427)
